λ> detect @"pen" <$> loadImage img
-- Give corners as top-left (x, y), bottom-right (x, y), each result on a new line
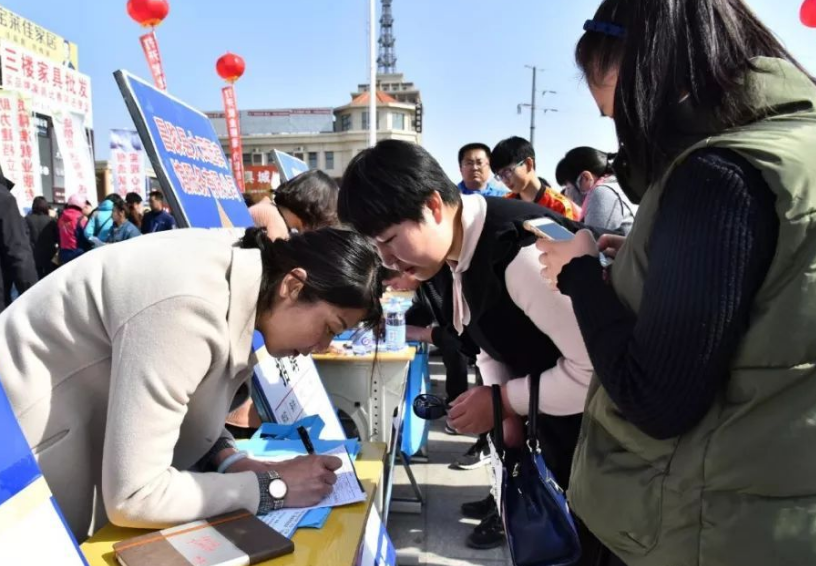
top-left (346, 447), bottom-right (366, 494)
top-left (297, 425), bottom-right (315, 454)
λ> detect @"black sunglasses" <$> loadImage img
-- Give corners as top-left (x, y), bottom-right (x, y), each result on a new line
top-left (412, 393), bottom-right (448, 421)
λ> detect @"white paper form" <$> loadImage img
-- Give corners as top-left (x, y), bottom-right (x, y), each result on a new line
top-left (288, 446), bottom-right (367, 512)
top-left (258, 508), bottom-right (308, 539)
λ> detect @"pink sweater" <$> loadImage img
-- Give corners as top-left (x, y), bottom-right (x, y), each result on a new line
top-left (449, 195), bottom-right (593, 416)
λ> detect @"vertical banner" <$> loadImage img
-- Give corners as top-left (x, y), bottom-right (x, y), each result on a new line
top-left (110, 129), bottom-right (145, 198)
top-left (139, 31), bottom-right (167, 91)
top-left (0, 92), bottom-right (41, 213)
top-left (221, 85), bottom-right (244, 192)
top-left (52, 112), bottom-right (95, 206)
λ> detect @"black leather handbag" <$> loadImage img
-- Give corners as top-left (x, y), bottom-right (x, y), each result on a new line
top-left (490, 374), bottom-right (582, 566)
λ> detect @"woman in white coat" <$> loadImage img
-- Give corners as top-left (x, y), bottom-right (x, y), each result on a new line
top-left (0, 226), bottom-right (382, 541)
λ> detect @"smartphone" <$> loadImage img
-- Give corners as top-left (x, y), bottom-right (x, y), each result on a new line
top-left (523, 218), bottom-right (575, 241)
top-left (523, 217), bottom-right (612, 267)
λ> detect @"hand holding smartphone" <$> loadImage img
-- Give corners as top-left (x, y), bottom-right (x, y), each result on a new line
top-left (524, 217), bottom-right (612, 267)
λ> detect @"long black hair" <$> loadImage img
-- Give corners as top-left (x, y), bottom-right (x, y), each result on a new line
top-left (555, 147), bottom-right (616, 186)
top-left (238, 227), bottom-right (382, 328)
top-left (576, 0), bottom-right (815, 184)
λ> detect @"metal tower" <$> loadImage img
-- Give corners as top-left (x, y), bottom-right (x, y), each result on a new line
top-left (377, 0), bottom-right (397, 74)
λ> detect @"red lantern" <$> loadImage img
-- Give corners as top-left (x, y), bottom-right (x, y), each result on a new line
top-left (216, 53), bottom-right (246, 83)
top-left (127, 0), bottom-right (170, 28)
top-left (802, 0), bottom-right (816, 27)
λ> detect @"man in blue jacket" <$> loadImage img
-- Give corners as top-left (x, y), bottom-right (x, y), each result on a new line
top-left (141, 191), bottom-right (176, 234)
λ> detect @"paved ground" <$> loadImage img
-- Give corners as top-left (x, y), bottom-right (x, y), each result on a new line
top-left (387, 358), bottom-right (511, 566)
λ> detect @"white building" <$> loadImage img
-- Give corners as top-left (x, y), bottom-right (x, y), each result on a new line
top-left (207, 78), bottom-right (422, 179)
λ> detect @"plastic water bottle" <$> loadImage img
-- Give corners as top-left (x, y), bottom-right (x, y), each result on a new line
top-left (384, 299), bottom-right (408, 352)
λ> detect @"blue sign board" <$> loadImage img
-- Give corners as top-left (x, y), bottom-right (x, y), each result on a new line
top-left (115, 70), bottom-right (253, 229)
top-left (270, 149), bottom-right (309, 184)
top-left (0, 381), bottom-right (88, 564)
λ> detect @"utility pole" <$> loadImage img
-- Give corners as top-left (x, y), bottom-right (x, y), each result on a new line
top-left (529, 66), bottom-right (537, 145)
top-left (518, 67), bottom-right (557, 146)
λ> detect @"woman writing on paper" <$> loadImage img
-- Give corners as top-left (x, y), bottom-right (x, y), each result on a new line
top-left (0, 226), bottom-right (382, 542)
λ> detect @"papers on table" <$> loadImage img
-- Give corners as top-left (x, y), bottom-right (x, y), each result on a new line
top-left (258, 508), bottom-right (308, 539)
top-left (289, 445), bottom-right (366, 512)
top-left (255, 445), bottom-right (366, 537)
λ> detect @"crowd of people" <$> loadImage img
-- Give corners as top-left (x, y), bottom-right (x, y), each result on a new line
top-left (0, 0), bottom-right (815, 565)
top-left (0, 187), bottom-right (177, 314)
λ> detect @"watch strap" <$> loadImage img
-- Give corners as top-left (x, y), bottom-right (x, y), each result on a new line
top-left (255, 470), bottom-right (285, 514)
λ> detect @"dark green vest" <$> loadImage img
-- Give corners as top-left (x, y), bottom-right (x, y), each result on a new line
top-left (569, 59), bottom-right (816, 566)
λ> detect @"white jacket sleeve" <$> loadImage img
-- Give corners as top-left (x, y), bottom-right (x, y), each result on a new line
top-left (504, 245), bottom-right (594, 416)
top-left (102, 296), bottom-right (260, 529)
top-left (476, 349), bottom-right (514, 387)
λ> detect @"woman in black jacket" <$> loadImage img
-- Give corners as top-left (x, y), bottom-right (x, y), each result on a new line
top-left (26, 196), bottom-right (59, 279)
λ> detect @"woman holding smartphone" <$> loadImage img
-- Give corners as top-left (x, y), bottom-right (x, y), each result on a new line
top-left (537, 0), bottom-right (816, 564)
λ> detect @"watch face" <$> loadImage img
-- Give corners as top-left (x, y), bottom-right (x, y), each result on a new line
top-left (269, 478), bottom-right (287, 500)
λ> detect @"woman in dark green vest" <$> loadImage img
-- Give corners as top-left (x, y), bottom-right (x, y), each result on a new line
top-left (536, 0), bottom-right (816, 565)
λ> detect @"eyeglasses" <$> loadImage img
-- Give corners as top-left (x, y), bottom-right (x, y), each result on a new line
top-left (412, 393), bottom-right (448, 420)
top-left (494, 160), bottom-right (526, 183)
top-left (462, 159), bottom-right (488, 169)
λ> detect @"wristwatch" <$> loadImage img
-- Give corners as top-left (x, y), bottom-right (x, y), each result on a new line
top-left (256, 470), bottom-right (288, 514)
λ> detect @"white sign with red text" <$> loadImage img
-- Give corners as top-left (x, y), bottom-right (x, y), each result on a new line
top-left (0, 41), bottom-right (92, 126)
top-left (52, 111), bottom-right (95, 206)
top-left (0, 92), bottom-right (41, 213)
top-left (110, 129), bottom-right (145, 198)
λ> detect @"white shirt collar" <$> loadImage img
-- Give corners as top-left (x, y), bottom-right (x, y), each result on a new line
top-left (447, 194), bottom-right (487, 334)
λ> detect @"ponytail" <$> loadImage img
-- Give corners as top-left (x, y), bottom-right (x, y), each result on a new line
top-left (604, 152), bottom-right (617, 176)
top-left (239, 226), bottom-right (271, 252)
top-left (236, 227), bottom-right (383, 328)
top-left (556, 147), bottom-right (616, 186)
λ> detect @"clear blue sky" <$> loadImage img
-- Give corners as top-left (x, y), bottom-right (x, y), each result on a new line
top-left (7, 0), bottom-right (816, 183)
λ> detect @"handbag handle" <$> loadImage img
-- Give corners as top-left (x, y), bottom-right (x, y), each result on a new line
top-left (527, 372), bottom-right (542, 450)
top-left (491, 384), bottom-right (504, 454)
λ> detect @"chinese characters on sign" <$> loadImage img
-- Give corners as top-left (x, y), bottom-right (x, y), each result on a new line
top-left (139, 31), bottom-right (166, 91)
top-left (0, 6), bottom-right (79, 69)
top-left (152, 115), bottom-right (242, 202)
top-left (221, 85), bottom-right (245, 192)
top-left (253, 350), bottom-right (346, 439)
top-left (52, 112), bottom-right (95, 206)
top-left (244, 165), bottom-right (279, 196)
top-left (0, 92), bottom-right (41, 213)
top-left (110, 129), bottom-right (145, 198)
top-left (0, 41), bottom-right (92, 125)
